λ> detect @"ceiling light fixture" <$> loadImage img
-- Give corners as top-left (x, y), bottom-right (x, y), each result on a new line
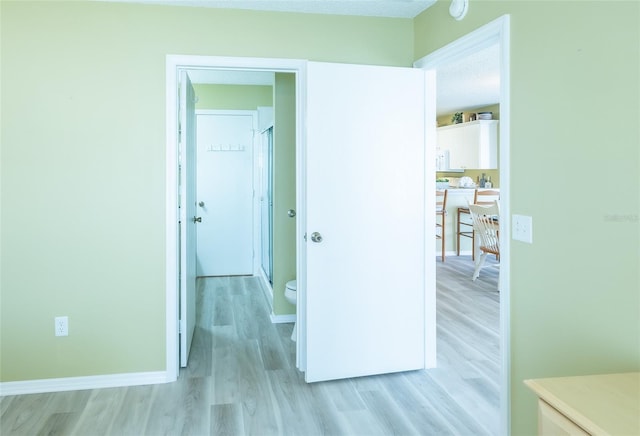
top-left (449, 0), bottom-right (469, 21)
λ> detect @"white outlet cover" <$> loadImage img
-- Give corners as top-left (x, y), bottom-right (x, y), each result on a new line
top-left (55, 316), bottom-right (69, 336)
top-left (512, 214), bottom-right (533, 243)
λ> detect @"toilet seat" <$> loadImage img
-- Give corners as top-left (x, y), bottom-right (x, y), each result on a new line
top-left (285, 280), bottom-right (297, 304)
top-left (284, 280), bottom-right (297, 342)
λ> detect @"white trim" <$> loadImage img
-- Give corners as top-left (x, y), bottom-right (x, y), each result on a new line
top-left (424, 68), bottom-right (437, 369)
top-left (257, 266), bottom-right (296, 326)
top-left (498, 17), bottom-right (512, 436)
top-left (414, 14), bottom-right (511, 436)
top-left (166, 58), bottom-right (179, 383)
top-left (0, 371), bottom-right (171, 396)
top-left (294, 62), bottom-right (308, 370)
top-left (166, 55), bottom-right (307, 382)
top-left (414, 18), bottom-right (505, 70)
top-left (258, 267), bottom-right (274, 309)
top-left (270, 313), bottom-right (296, 324)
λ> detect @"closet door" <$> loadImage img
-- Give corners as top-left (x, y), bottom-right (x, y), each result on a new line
top-left (303, 62), bottom-right (427, 382)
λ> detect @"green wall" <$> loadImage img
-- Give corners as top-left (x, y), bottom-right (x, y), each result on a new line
top-left (0, 1), bottom-right (412, 381)
top-left (415, 1), bottom-right (639, 434)
top-left (272, 73), bottom-right (297, 316)
top-left (193, 84), bottom-right (273, 110)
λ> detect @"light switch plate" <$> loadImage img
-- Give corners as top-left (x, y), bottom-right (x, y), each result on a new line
top-left (512, 214), bottom-right (533, 243)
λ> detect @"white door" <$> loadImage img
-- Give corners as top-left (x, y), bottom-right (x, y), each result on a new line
top-left (303, 62), bottom-right (427, 382)
top-left (179, 71), bottom-right (197, 367)
top-left (195, 112), bottom-right (255, 276)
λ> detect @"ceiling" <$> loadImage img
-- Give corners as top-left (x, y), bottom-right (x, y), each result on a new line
top-left (435, 42), bottom-right (500, 115)
top-left (104, 0), bottom-right (437, 18)
top-left (159, 0), bottom-right (500, 114)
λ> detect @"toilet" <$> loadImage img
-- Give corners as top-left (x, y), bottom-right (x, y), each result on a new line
top-left (284, 280), bottom-right (297, 341)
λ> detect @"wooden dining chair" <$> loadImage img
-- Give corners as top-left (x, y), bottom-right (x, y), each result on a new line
top-left (436, 189), bottom-right (448, 262)
top-left (468, 200), bottom-right (500, 281)
top-left (457, 189), bottom-right (500, 259)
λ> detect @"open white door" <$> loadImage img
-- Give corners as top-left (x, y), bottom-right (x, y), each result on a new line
top-left (179, 71), bottom-right (197, 367)
top-left (303, 62), bottom-right (427, 382)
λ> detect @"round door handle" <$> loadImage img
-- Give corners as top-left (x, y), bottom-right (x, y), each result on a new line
top-left (198, 201), bottom-right (205, 207)
top-left (310, 232), bottom-right (323, 243)
top-left (193, 216), bottom-right (202, 223)
top-left (288, 209), bottom-right (296, 218)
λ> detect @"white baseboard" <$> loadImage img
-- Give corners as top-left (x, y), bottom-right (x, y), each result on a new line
top-left (270, 313), bottom-right (296, 324)
top-left (0, 370), bottom-right (172, 396)
top-left (258, 273), bottom-right (295, 324)
top-left (258, 270), bottom-right (274, 310)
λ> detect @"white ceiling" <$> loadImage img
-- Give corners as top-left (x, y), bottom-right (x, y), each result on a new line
top-left (103, 0), bottom-right (437, 18)
top-left (156, 0), bottom-right (499, 114)
top-left (436, 42), bottom-right (500, 115)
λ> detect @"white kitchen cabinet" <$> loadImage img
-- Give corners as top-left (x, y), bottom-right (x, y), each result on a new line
top-left (437, 120), bottom-right (498, 169)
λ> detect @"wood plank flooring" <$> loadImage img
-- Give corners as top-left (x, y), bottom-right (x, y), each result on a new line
top-left (1, 255), bottom-right (500, 435)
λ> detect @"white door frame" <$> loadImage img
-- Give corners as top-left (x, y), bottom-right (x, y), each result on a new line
top-left (165, 55), bottom-right (307, 380)
top-left (166, 56), bottom-right (437, 380)
top-left (413, 15), bottom-right (511, 435)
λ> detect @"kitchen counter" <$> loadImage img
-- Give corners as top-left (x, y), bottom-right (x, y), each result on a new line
top-left (435, 188), bottom-right (499, 256)
top-left (439, 186), bottom-right (498, 191)
top-left (442, 187), bottom-right (489, 191)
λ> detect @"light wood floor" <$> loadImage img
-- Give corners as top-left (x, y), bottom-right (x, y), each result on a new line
top-left (1, 255), bottom-right (500, 436)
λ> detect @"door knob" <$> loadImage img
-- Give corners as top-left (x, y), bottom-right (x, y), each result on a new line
top-left (288, 209), bottom-right (296, 218)
top-left (193, 216), bottom-right (202, 223)
top-left (198, 201), bottom-right (205, 207)
top-left (310, 232), bottom-right (323, 243)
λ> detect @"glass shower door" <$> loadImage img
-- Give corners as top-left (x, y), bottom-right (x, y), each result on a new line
top-left (260, 126), bottom-right (274, 283)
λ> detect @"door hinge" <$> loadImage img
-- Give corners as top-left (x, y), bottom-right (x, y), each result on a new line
top-left (179, 319), bottom-right (184, 334)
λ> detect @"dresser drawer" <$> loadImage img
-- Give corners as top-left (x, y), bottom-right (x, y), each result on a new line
top-left (538, 400), bottom-right (589, 435)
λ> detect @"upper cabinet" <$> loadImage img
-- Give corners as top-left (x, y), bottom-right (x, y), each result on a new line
top-left (437, 120), bottom-right (498, 170)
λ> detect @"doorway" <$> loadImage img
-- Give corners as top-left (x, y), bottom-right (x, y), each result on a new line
top-left (167, 57), bottom-right (434, 384)
top-left (414, 15), bottom-right (511, 435)
top-left (166, 59), bottom-right (305, 376)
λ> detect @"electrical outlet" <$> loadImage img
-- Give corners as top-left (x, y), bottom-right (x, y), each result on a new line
top-left (512, 214), bottom-right (533, 243)
top-left (55, 316), bottom-right (68, 336)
